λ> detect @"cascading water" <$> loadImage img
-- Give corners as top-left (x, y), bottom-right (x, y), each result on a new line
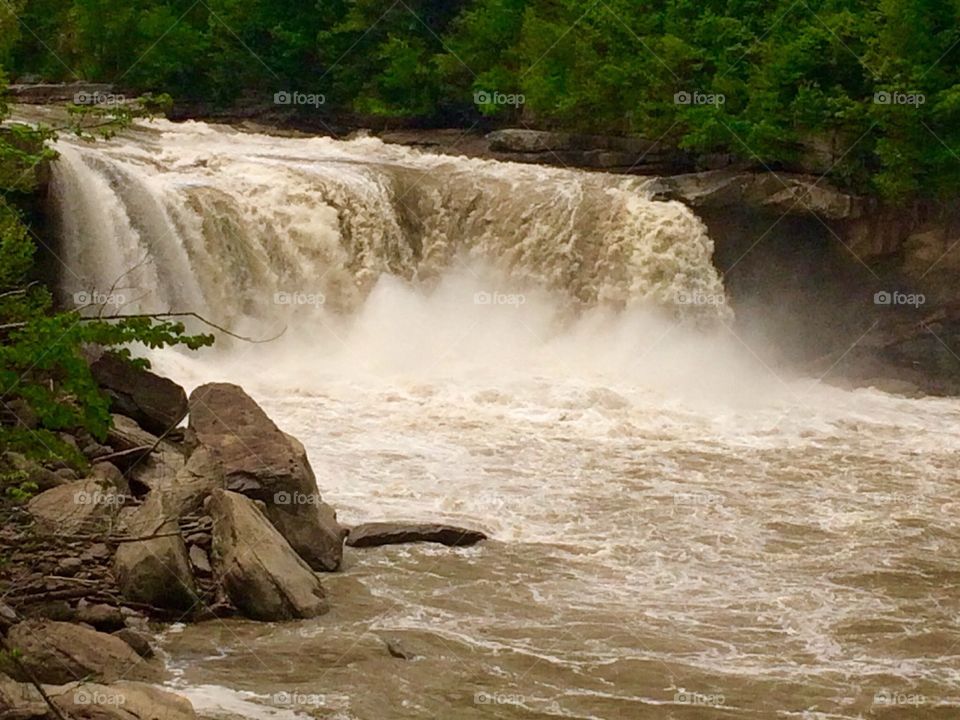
top-left (45, 119), bottom-right (960, 720)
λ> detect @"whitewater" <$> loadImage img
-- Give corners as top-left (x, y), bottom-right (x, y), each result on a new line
top-left (46, 118), bottom-right (960, 719)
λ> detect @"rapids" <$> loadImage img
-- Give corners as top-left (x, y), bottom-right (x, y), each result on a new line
top-left (46, 119), bottom-right (960, 719)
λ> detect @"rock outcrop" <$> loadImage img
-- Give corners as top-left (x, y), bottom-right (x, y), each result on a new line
top-left (347, 522), bottom-right (488, 548)
top-left (2, 621), bottom-right (160, 685)
top-left (113, 490), bottom-right (199, 611)
top-left (48, 680), bottom-right (198, 720)
top-left (89, 350), bottom-right (188, 435)
top-left (188, 383), bottom-right (343, 571)
top-left (27, 463), bottom-right (127, 534)
top-left (207, 489), bottom-right (329, 620)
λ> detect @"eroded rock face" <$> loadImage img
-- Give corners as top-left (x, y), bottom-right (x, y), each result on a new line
top-left (113, 491), bottom-right (198, 611)
top-left (207, 489), bottom-right (328, 620)
top-left (89, 351), bottom-right (188, 435)
top-left (347, 522), bottom-right (488, 548)
top-left (647, 170), bottom-right (862, 220)
top-left (27, 464), bottom-right (128, 534)
top-left (3, 621), bottom-right (160, 685)
top-left (188, 383), bottom-right (343, 571)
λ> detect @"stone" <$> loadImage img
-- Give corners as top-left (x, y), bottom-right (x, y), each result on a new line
top-left (3, 621), bottom-right (160, 685)
top-left (27, 471), bottom-right (127, 535)
top-left (112, 629), bottom-right (155, 659)
top-left (47, 680), bottom-right (197, 720)
top-left (346, 522), bottom-right (488, 548)
top-left (188, 383), bottom-right (343, 571)
top-left (113, 491), bottom-right (198, 611)
top-left (0, 673), bottom-right (46, 720)
top-left (208, 489), bottom-right (328, 620)
top-left (75, 601), bottom-right (125, 632)
top-left (188, 544), bottom-right (212, 575)
top-left (1, 452), bottom-right (68, 492)
top-left (89, 350), bottom-right (188, 435)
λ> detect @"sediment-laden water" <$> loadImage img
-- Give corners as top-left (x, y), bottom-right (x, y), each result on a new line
top-left (47, 120), bottom-right (960, 719)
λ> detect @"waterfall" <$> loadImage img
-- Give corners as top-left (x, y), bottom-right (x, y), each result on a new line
top-left (49, 120), bottom-right (729, 331)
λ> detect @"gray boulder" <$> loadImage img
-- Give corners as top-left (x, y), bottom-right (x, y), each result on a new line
top-left (27, 464), bottom-right (128, 534)
top-left (89, 350), bottom-right (187, 435)
top-left (188, 383), bottom-right (342, 571)
top-left (2, 621), bottom-right (160, 685)
top-left (347, 522), bottom-right (488, 548)
top-left (208, 489), bottom-right (328, 620)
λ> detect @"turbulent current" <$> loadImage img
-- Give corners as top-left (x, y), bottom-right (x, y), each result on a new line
top-left (47, 119), bottom-right (960, 719)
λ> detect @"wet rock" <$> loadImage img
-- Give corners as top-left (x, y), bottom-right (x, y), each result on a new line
top-left (75, 601), bottom-right (125, 632)
top-left (3, 620), bottom-right (160, 684)
top-left (27, 469), bottom-right (128, 534)
top-left (346, 522), bottom-right (487, 548)
top-left (56, 557), bottom-right (84, 576)
top-left (2, 452), bottom-right (69, 492)
top-left (188, 545), bottom-right (212, 576)
top-left (113, 491), bottom-right (198, 611)
top-left (208, 489), bottom-right (329, 620)
top-left (89, 350), bottom-right (188, 435)
top-left (648, 169), bottom-right (862, 220)
top-left (189, 383), bottom-right (343, 571)
top-left (112, 628), bottom-right (155, 659)
top-left (0, 673), bottom-right (46, 720)
top-left (0, 603), bottom-right (18, 632)
top-left (47, 680), bottom-right (197, 720)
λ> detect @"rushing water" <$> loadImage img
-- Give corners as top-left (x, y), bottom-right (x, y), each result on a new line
top-left (47, 119), bottom-right (960, 719)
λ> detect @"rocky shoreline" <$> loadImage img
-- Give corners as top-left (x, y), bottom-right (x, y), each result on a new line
top-left (0, 351), bottom-right (486, 719)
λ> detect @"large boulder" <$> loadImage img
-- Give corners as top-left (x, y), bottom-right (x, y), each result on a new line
top-left (2, 621), bottom-right (160, 685)
top-left (188, 383), bottom-right (342, 571)
top-left (208, 489), bottom-right (328, 620)
top-left (347, 522), bottom-right (488, 548)
top-left (89, 351), bottom-right (188, 435)
top-left (48, 680), bottom-right (196, 720)
top-left (27, 464), bottom-right (127, 534)
top-left (113, 490), bottom-right (198, 611)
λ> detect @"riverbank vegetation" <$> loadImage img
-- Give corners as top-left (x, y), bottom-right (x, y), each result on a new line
top-left (3, 0), bottom-right (960, 200)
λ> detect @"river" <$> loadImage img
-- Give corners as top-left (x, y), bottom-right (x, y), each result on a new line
top-left (47, 119), bottom-right (960, 719)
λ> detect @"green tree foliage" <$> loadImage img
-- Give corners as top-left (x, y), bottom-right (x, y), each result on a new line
top-left (0, 76), bottom-right (213, 466)
top-left (4, 0), bottom-right (960, 196)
